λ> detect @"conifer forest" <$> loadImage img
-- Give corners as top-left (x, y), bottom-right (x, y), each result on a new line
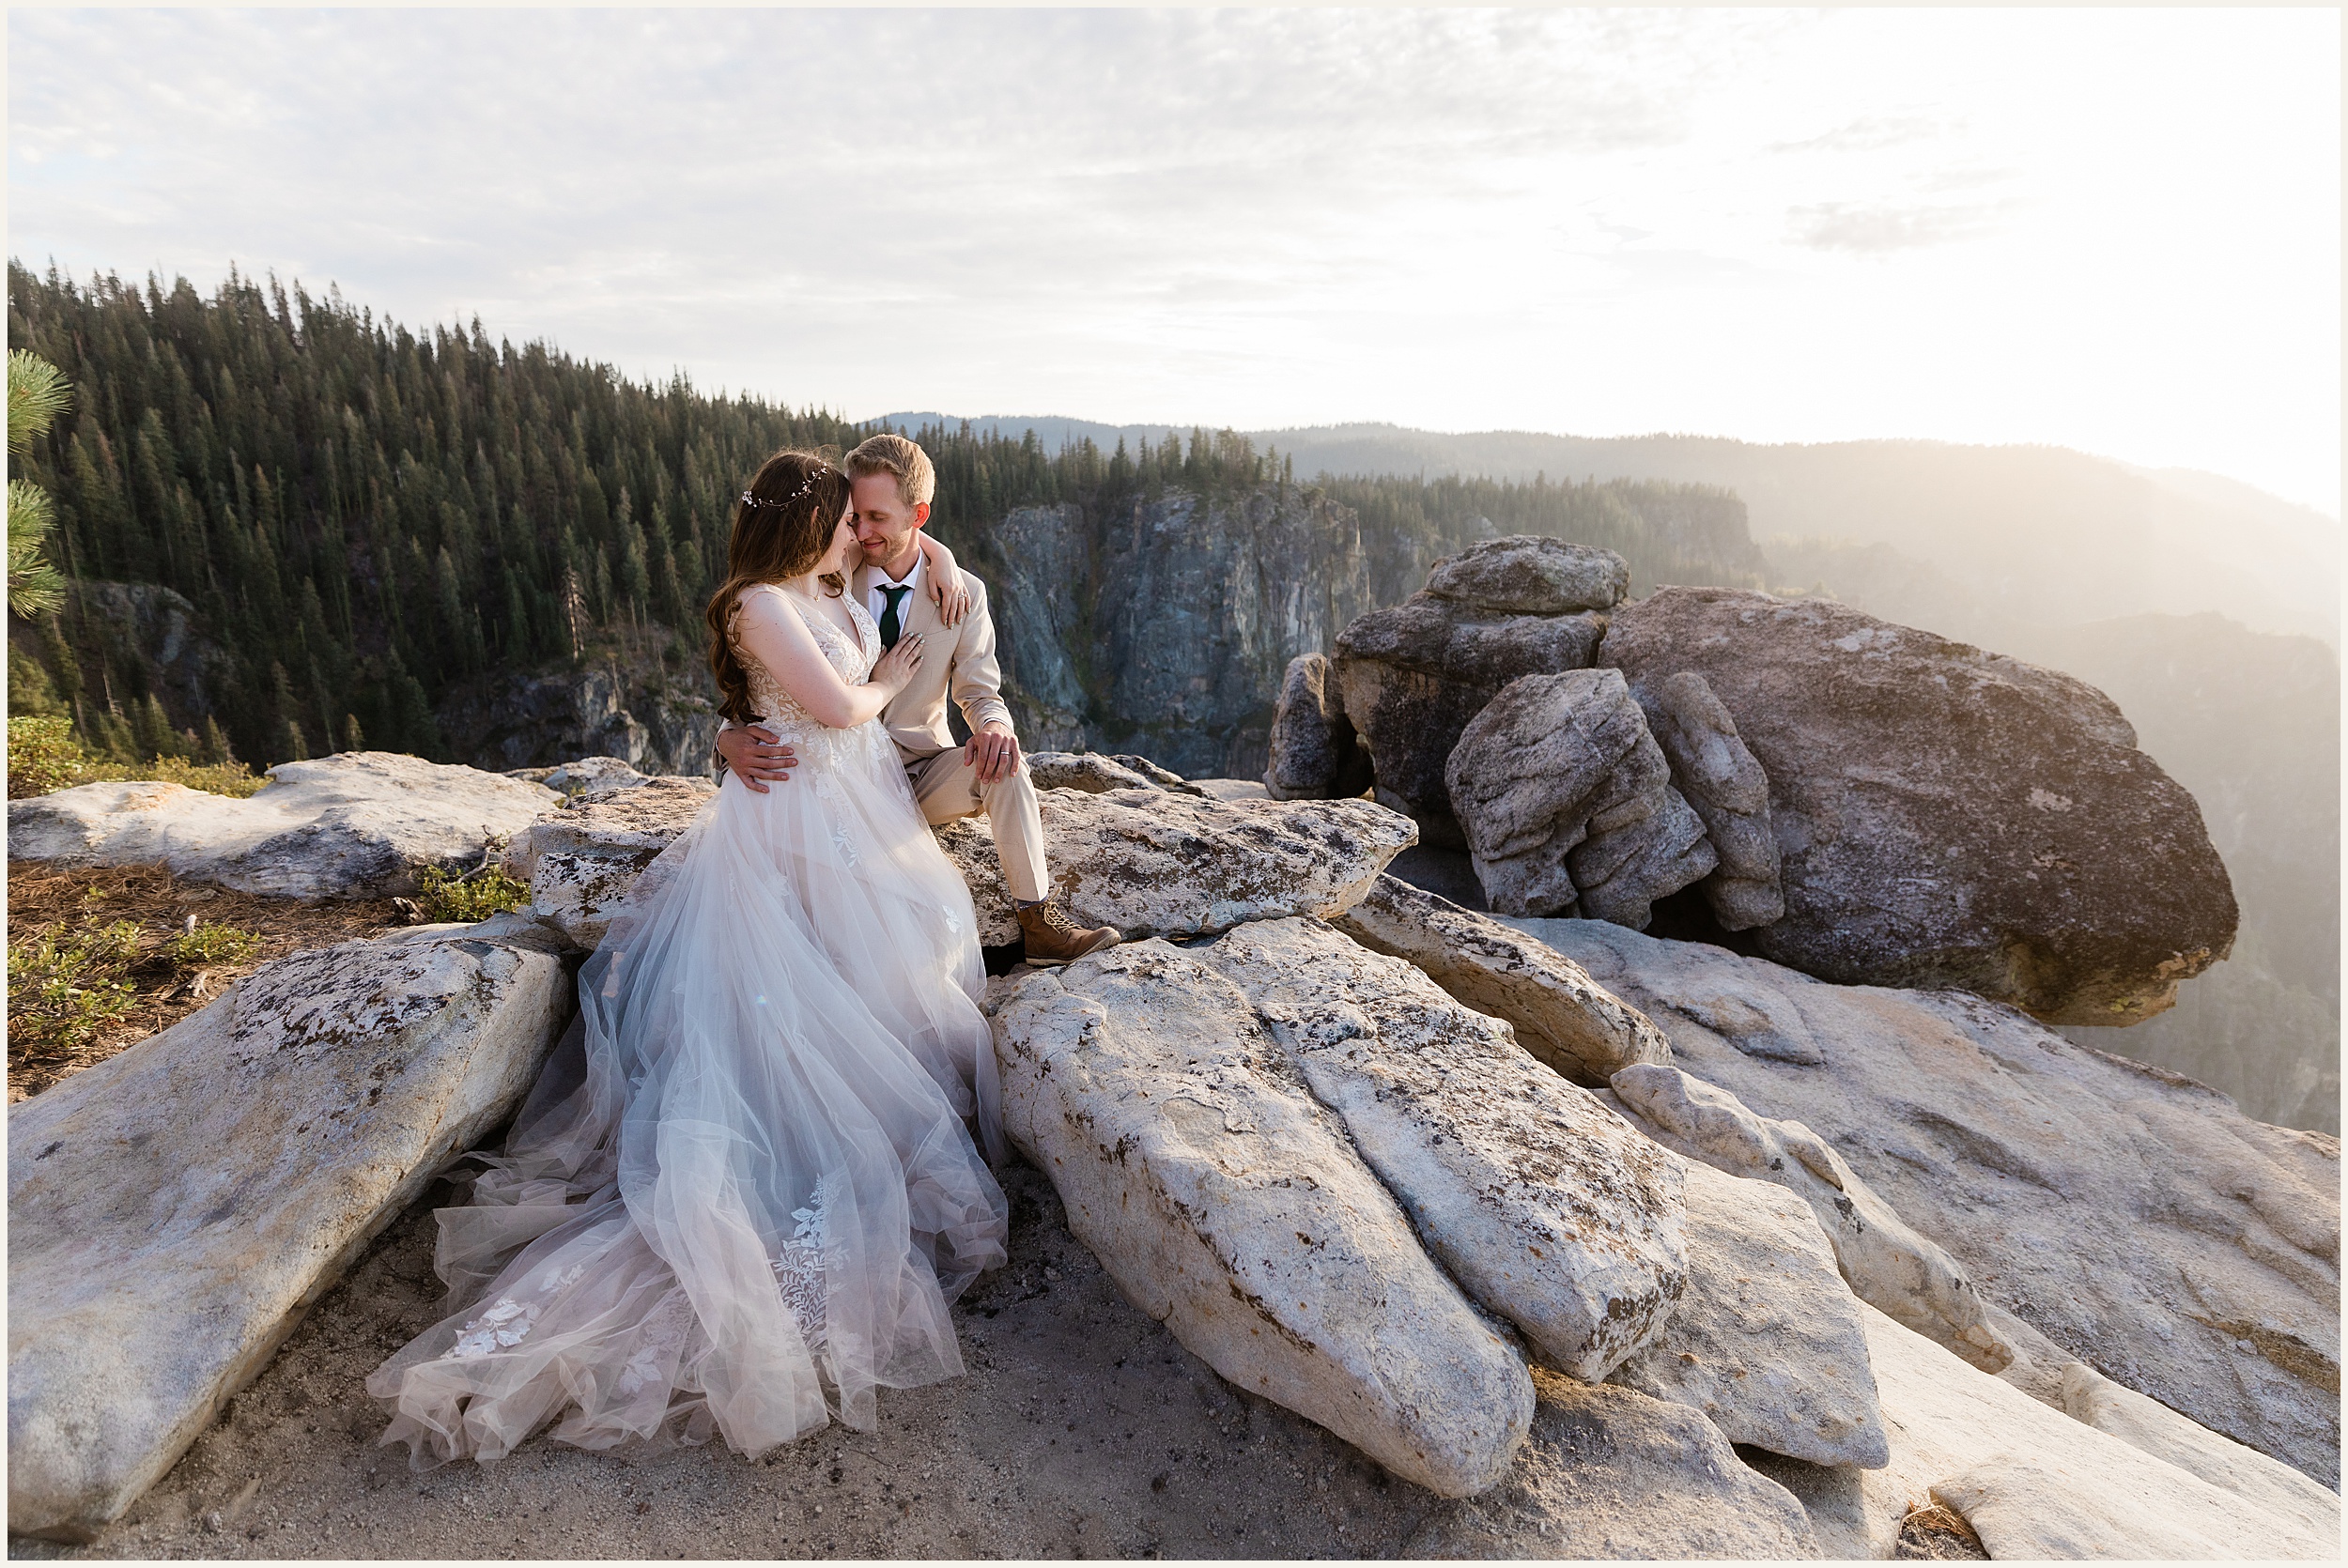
top-left (6, 262), bottom-right (1757, 773)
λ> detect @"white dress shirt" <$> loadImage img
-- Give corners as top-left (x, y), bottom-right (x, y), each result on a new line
top-left (866, 554), bottom-right (923, 643)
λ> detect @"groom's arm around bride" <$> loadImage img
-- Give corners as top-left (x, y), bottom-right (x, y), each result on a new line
top-left (718, 435), bottom-right (1119, 967)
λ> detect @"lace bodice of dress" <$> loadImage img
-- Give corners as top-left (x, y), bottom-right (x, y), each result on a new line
top-left (731, 586), bottom-right (879, 746)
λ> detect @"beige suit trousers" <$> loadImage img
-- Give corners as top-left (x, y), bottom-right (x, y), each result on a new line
top-left (904, 747), bottom-right (1049, 904)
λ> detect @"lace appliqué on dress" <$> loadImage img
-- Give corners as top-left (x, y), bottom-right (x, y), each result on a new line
top-left (614, 1289), bottom-right (698, 1399)
top-left (444, 1261), bottom-right (586, 1360)
top-left (771, 1173), bottom-right (845, 1352)
top-left (729, 589), bottom-right (879, 745)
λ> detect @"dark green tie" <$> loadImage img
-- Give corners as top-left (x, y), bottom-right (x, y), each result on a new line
top-left (878, 584), bottom-right (912, 650)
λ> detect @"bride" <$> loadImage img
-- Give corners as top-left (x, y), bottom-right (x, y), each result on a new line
top-left (369, 450), bottom-right (1011, 1465)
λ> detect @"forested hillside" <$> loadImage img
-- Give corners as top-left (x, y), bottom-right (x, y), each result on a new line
top-left (6, 264), bottom-right (1761, 774)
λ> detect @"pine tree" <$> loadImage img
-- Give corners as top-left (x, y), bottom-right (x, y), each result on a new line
top-left (8, 348), bottom-right (72, 617)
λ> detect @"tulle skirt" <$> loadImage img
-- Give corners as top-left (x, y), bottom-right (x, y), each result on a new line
top-left (368, 717), bottom-right (1009, 1466)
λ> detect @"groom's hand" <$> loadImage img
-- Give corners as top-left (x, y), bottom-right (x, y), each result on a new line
top-left (718, 724), bottom-right (796, 793)
top-left (965, 723), bottom-right (1021, 785)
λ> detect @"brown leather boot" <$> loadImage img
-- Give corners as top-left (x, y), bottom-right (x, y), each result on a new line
top-left (1015, 899), bottom-right (1121, 967)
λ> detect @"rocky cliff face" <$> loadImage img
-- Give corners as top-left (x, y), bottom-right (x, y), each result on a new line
top-left (12, 580), bottom-right (722, 783)
top-left (8, 582), bottom-right (240, 736)
top-left (435, 665), bottom-right (718, 779)
top-left (977, 485), bottom-right (1376, 778)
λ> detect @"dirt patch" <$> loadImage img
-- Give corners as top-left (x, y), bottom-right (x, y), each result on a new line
top-left (7, 861), bottom-right (409, 1102)
top-left (8, 1162), bottom-right (1478, 1561)
top-left (1894, 1500), bottom-right (1988, 1560)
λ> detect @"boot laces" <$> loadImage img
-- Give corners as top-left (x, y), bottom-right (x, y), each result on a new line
top-left (1029, 900), bottom-right (1085, 937)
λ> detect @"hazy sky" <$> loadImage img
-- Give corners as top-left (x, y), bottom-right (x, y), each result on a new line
top-left (8, 8), bottom-right (2340, 513)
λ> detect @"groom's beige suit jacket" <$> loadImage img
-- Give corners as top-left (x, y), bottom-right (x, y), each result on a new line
top-left (853, 560), bottom-right (1048, 903)
top-left (853, 561), bottom-right (1014, 760)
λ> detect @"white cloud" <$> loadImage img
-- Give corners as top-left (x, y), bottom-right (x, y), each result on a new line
top-left (1786, 198), bottom-right (2016, 254)
top-left (7, 7), bottom-right (2338, 513)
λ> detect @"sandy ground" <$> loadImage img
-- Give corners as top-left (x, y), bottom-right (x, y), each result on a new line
top-left (10, 1161), bottom-right (1480, 1561)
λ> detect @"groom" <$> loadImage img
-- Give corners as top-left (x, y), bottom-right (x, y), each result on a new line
top-left (717, 434), bottom-right (1120, 968)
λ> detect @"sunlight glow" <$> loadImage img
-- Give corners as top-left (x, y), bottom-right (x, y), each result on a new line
top-left (8, 8), bottom-right (2338, 512)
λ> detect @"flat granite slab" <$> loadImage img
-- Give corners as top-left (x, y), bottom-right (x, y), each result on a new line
top-left (8, 928), bottom-right (572, 1540)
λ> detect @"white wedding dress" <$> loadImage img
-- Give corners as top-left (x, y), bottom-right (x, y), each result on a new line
top-left (369, 586), bottom-right (1008, 1466)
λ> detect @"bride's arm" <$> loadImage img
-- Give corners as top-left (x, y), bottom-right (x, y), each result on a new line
top-left (733, 588), bottom-right (921, 730)
top-left (918, 533), bottom-right (970, 627)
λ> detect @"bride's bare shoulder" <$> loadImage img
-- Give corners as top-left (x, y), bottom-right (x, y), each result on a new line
top-left (728, 585), bottom-right (816, 657)
top-left (731, 581), bottom-right (795, 622)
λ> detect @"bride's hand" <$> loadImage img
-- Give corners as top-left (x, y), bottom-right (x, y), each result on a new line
top-left (871, 633), bottom-right (926, 695)
top-left (918, 534), bottom-right (970, 627)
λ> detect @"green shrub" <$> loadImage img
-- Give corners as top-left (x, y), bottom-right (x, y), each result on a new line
top-left (7, 920), bottom-right (143, 1053)
top-left (415, 862), bottom-right (532, 923)
top-left (5, 715), bottom-right (267, 800)
top-left (5, 715), bottom-right (83, 797)
top-left (100, 755), bottom-right (270, 798)
top-left (162, 921), bottom-right (263, 970)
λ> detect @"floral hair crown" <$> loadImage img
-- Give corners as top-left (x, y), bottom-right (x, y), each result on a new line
top-left (739, 463), bottom-right (835, 510)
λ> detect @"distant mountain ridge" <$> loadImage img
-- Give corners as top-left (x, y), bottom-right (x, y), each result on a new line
top-left (877, 415), bottom-right (2340, 647)
top-left (881, 410), bottom-right (2340, 1135)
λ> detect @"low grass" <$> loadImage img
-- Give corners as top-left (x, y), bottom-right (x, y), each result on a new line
top-left (8, 916), bottom-right (265, 1058)
top-left (413, 853), bottom-right (533, 924)
top-left (4, 864), bottom-right (409, 1100)
top-left (161, 920), bottom-right (267, 969)
top-left (6, 919), bottom-right (145, 1054)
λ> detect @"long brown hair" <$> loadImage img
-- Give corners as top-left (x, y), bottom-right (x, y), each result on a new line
top-left (705, 449), bottom-right (854, 724)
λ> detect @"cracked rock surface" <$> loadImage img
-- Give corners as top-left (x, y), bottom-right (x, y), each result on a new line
top-left (1331, 874), bottom-right (1671, 1084)
top-left (1862, 1305), bottom-right (2333, 1560)
top-left (986, 938), bottom-right (1534, 1496)
top-left (1609, 1064), bottom-right (2009, 1374)
top-left (1524, 915), bottom-right (2342, 1489)
top-left (8, 929), bottom-right (574, 1540)
top-left (1420, 535), bottom-right (1630, 618)
top-left (1198, 919), bottom-right (1688, 1381)
top-left (1332, 593), bottom-right (1605, 846)
top-left (1262, 653), bottom-right (1370, 802)
top-left (1606, 1160), bottom-right (1890, 1469)
top-left (1023, 752), bottom-right (1171, 795)
top-left (508, 776), bottom-right (1416, 954)
top-left (503, 776), bottom-right (716, 947)
top-left (1444, 669), bottom-right (1716, 923)
top-left (1401, 1370), bottom-right (1821, 1560)
top-left (1634, 669), bottom-right (1784, 930)
top-left (935, 789), bottom-right (1418, 948)
top-left (988, 916), bottom-right (1696, 1492)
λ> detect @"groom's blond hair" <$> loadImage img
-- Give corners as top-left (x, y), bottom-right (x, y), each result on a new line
top-left (845, 434), bottom-right (936, 509)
